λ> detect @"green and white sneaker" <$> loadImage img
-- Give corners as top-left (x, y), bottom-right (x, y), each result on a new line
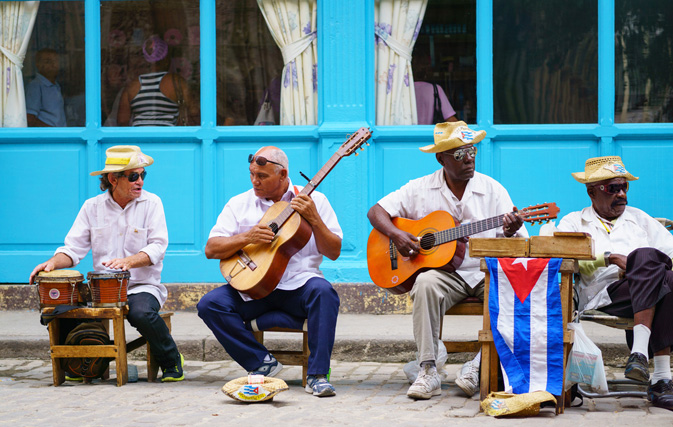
top-left (161, 353), bottom-right (184, 382)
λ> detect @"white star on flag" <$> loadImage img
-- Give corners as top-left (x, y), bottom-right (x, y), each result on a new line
top-left (511, 258), bottom-right (530, 270)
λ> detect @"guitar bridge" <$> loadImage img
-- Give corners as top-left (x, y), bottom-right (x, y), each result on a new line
top-left (224, 250), bottom-right (258, 282)
top-left (389, 239), bottom-right (398, 270)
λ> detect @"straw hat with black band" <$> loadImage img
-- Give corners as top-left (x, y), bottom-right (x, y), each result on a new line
top-left (419, 121), bottom-right (486, 153)
top-left (90, 145), bottom-right (154, 176)
top-left (571, 156), bottom-right (638, 184)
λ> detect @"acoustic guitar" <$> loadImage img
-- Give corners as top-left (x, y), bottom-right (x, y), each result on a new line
top-left (367, 203), bottom-right (559, 294)
top-left (220, 127), bottom-right (371, 299)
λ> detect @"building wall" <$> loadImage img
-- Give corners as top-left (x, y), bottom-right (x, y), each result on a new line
top-left (1, 0), bottom-right (672, 284)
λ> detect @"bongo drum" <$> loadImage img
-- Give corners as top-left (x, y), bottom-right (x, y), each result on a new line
top-left (87, 271), bottom-right (130, 307)
top-left (35, 270), bottom-right (84, 308)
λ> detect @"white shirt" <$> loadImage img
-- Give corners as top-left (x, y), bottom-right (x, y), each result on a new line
top-left (56, 190), bottom-right (169, 306)
top-left (558, 206), bottom-right (673, 311)
top-left (208, 179), bottom-right (343, 299)
top-left (377, 169), bottom-right (528, 288)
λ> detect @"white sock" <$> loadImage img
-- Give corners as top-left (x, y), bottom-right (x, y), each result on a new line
top-left (473, 350), bottom-right (482, 365)
top-left (632, 324), bottom-right (651, 360)
top-left (651, 355), bottom-right (672, 383)
top-left (263, 354), bottom-right (272, 363)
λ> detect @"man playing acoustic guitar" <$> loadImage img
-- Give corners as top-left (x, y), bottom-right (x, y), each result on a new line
top-left (198, 146), bottom-right (343, 397)
top-left (367, 121), bottom-right (527, 400)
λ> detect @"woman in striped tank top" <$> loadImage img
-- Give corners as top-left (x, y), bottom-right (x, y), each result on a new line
top-left (117, 36), bottom-right (195, 126)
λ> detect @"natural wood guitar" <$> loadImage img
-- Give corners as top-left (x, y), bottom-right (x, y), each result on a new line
top-left (367, 203), bottom-right (559, 294)
top-left (220, 128), bottom-right (371, 299)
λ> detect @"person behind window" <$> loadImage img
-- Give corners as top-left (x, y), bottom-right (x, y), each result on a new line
top-left (367, 122), bottom-right (527, 400)
top-left (25, 48), bottom-right (67, 127)
top-left (117, 36), bottom-right (196, 126)
top-left (413, 53), bottom-right (457, 124)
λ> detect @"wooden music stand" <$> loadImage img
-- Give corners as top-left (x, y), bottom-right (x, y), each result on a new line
top-left (469, 232), bottom-right (593, 414)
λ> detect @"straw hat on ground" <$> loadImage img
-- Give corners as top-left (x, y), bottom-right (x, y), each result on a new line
top-left (222, 376), bottom-right (289, 403)
top-left (571, 156), bottom-right (638, 184)
top-left (90, 145), bottom-right (154, 176)
top-left (481, 391), bottom-right (557, 417)
top-left (419, 121), bottom-right (486, 153)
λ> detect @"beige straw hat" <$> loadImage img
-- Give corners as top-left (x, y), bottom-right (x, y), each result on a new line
top-left (419, 121), bottom-right (486, 153)
top-left (221, 376), bottom-right (289, 403)
top-left (571, 156), bottom-right (638, 184)
top-left (90, 145), bottom-right (154, 176)
top-left (481, 391), bottom-right (557, 417)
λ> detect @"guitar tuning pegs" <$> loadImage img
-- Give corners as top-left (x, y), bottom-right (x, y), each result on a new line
top-left (354, 152), bottom-right (359, 156)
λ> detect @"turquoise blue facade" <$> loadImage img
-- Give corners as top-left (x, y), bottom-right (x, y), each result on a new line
top-left (2, 0), bottom-right (672, 284)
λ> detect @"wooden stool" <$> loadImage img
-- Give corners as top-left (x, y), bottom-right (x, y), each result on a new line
top-left (125, 311), bottom-right (174, 382)
top-left (440, 297), bottom-right (483, 355)
top-left (249, 320), bottom-right (309, 387)
top-left (43, 306), bottom-right (128, 387)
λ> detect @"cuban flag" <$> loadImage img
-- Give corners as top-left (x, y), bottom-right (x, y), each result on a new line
top-left (486, 257), bottom-right (564, 395)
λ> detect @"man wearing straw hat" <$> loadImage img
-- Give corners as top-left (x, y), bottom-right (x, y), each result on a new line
top-left (29, 145), bottom-right (184, 382)
top-left (367, 122), bottom-right (527, 400)
top-left (558, 156), bottom-right (673, 410)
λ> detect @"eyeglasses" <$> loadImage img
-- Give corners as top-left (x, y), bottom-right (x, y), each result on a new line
top-left (248, 154), bottom-right (285, 168)
top-left (450, 146), bottom-right (478, 161)
top-left (120, 171), bottom-right (147, 182)
top-left (595, 182), bottom-right (629, 195)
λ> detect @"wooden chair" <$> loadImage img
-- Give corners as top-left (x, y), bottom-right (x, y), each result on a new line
top-left (246, 311), bottom-right (309, 387)
top-left (43, 306), bottom-right (174, 386)
top-left (440, 297), bottom-right (483, 355)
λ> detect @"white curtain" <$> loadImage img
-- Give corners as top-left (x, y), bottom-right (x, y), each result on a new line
top-left (375, 0), bottom-right (427, 125)
top-left (0, 2), bottom-right (39, 127)
top-left (257, 0), bottom-right (317, 126)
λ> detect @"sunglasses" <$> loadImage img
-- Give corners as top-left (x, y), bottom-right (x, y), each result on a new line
top-left (119, 171), bottom-right (147, 182)
top-left (248, 154), bottom-right (284, 168)
top-left (450, 146), bottom-right (478, 161)
top-left (595, 182), bottom-right (628, 194)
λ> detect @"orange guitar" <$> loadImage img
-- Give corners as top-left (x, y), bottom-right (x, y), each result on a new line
top-left (219, 128), bottom-right (371, 299)
top-left (367, 203), bottom-right (559, 294)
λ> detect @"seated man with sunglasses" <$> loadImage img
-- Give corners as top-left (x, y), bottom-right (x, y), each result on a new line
top-left (557, 156), bottom-right (673, 411)
top-left (198, 146), bottom-right (342, 397)
top-left (367, 122), bottom-right (527, 400)
top-left (29, 145), bottom-right (184, 382)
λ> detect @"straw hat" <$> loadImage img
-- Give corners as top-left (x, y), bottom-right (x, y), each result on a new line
top-left (221, 376), bottom-right (289, 403)
top-left (481, 391), bottom-right (557, 417)
top-left (90, 145), bottom-right (154, 176)
top-left (419, 121), bottom-right (486, 153)
top-left (571, 156), bottom-right (638, 184)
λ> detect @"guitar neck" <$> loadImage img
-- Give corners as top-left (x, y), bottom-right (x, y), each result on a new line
top-left (434, 213), bottom-right (510, 245)
top-left (270, 152), bottom-right (344, 230)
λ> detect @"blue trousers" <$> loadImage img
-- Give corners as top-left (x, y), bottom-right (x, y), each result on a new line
top-left (126, 292), bottom-right (180, 369)
top-left (197, 277), bottom-right (340, 375)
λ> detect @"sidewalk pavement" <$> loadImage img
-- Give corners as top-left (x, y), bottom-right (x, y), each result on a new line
top-left (0, 358), bottom-right (669, 426)
top-left (1, 310), bottom-right (630, 365)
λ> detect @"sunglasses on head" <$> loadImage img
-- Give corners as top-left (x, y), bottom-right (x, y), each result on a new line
top-left (449, 146), bottom-right (478, 161)
top-left (248, 154), bottom-right (284, 168)
top-left (119, 171), bottom-right (147, 182)
top-left (595, 182), bottom-right (628, 194)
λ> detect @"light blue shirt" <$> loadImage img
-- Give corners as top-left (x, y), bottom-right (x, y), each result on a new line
top-left (25, 73), bottom-right (67, 127)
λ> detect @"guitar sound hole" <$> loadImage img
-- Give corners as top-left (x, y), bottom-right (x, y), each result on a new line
top-left (269, 223), bottom-right (279, 234)
top-left (419, 233), bottom-right (435, 250)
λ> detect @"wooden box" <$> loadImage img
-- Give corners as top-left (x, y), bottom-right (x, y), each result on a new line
top-left (529, 232), bottom-right (594, 260)
top-left (469, 238), bottom-right (528, 258)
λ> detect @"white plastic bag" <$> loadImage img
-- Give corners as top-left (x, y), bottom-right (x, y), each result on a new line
top-left (565, 323), bottom-right (609, 394)
top-left (403, 339), bottom-right (449, 384)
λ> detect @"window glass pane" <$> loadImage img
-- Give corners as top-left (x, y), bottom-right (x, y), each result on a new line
top-left (493, 0), bottom-right (598, 124)
top-left (411, 0), bottom-right (476, 125)
top-left (101, 0), bottom-right (201, 127)
top-left (615, 2), bottom-right (673, 123)
top-left (216, 1), bottom-right (288, 126)
top-left (24, 2), bottom-right (85, 127)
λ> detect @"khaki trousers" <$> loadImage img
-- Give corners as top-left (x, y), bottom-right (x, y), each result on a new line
top-left (409, 269), bottom-right (484, 363)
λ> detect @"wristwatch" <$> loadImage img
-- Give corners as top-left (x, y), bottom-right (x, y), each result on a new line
top-left (604, 251), bottom-right (611, 267)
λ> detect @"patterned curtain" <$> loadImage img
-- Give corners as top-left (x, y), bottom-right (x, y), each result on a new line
top-left (375, 0), bottom-right (427, 125)
top-left (0, 1), bottom-right (40, 127)
top-left (257, 0), bottom-right (317, 125)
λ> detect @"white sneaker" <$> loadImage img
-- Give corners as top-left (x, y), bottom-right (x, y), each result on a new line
top-left (407, 364), bottom-right (442, 400)
top-left (455, 359), bottom-right (479, 397)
